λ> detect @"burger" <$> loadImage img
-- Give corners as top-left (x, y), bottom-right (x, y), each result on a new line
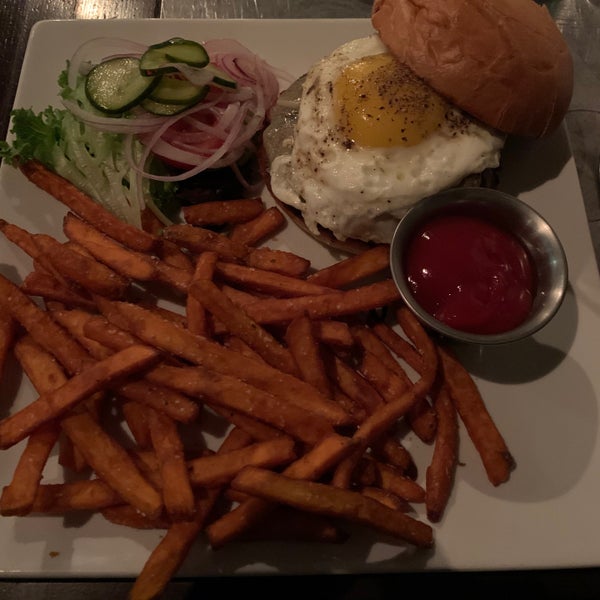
top-left (261, 0), bottom-right (573, 252)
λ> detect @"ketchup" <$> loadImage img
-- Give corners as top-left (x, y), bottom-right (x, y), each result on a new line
top-left (404, 213), bottom-right (535, 335)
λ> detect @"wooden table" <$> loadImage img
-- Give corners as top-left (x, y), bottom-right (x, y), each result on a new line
top-left (1, 1), bottom-right (599, 598)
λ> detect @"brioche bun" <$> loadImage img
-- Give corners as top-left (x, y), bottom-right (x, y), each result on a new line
top-left (371, 0), bottom-right (573, 138)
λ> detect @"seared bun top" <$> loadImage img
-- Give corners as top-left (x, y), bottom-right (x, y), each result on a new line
top-left (371, 0), bottom-right (573, 138)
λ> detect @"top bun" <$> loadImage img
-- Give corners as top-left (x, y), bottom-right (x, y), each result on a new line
top-left (371, 0), bottom-right (573, 138)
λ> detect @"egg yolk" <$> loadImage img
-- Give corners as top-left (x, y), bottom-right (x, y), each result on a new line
top-left (333, 53), bottom-right (448, 148)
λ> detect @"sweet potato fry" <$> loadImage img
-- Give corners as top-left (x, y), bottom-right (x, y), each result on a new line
top-left (0, 219), bottom-right (68, 284)
top-left (406, 396), bottom-right (438, 445)
top-left (245, 246), bottom-right (311, 277)
top-left (157, 238), bottom-right (195, 273)
top-left (0, 422), bottom-right (59, 516)
top-left (307, 244), bottom-right (390, 288)
top-left (355, 456), bottom-right (426, 503)
top-left (313, 320), bottom-right (354, 348)
top-left (61, 410), bottom-right (163, 518)
top-left (162, 223), bottom-right (249, 261)
top-left (230, 466), bottom-right (433, 548)
top-left (438, 345), bottom-right (515, 486)
top-left (131, 499), bottom-right (220, 600)
top-left (83, 314), bottom-right (143, 349)
top-left (426, 384), bottom-right (459, 522)
top-left (187, 437), bottom-right (297, 487)
top-left (229, 205), bottom-right (286, 246)
top-left (129, 427), bottom-right (250, 600)
top-left (186, 251), bottom-right (218, 336)
top-left (355, 316), bottom-right (439, 477)
top-left (138, 303), bottom-right (188, 329)
top-left (12, 332), bottom-right (90, 474)
top-left (129, 450), bottom-right (163, 491)
top-left (0, 309), bottom-right (16, 382)
top-left (371, 320), bottom-right (423, 373)
top-left (41, 307), bottom-right (200, 424)
top-left (57, 312), bottom-right (196, 424)
top-left (11, 328), bottom-right (62, 400)
top-left (19, 160), bottom-right (158, 253)
top-left (360, 486), bottom-right (412, 512)
top-left (323, 349), bottom-right (384, 416)
top-left (285, 314), bottom-right (332, 400)
top-left (152, 260), bottom-right (192, 294)
top-left (191, 279), bottom-right (299, 376)
top-left (17, 324), bottom-right (81, 400)
top-left (359, 348), bottom-right (412, 402)
top-left (165, 224), bottom-right (309, 279)
top-left (50, 307), bottom-right (113, 359)
top-left (220, 283), bottom-right (261, 308)
top-left (213, 261), bottom-right (333, 298)
top-left (116, 379), bottom-right (201, 425)
top-left (0, 273), bottom-right (95, 374)
top-left (210, 405), bottom-right (288, 442)
top-left (57, 434), bottom-right (88, 473)
top-left (140, 206), bottom-right (164, 236)
top-left (331, 388), bottom-right (368, 425)
top-left (396, 306), bottom-right (438, 380)
top-left (241, 279), bottom-right (402, 325)
top-left (147, 408), bottom-right (195, 521)
top-left (222, 335), bottom-right (268, 365)
top-left (30, 479), bottom-right (123, 514)
top-left (0, 219), bottom-right (78, 288)
top-left (283, 433), bottom-right (357, 480)
top-left (101, 504), bottom-right (172, 530)
top-left (206, 433), bottom-right (356, 548)
top-left (122, 401), bottom-right (152, 449)
top-left (63, 212), bottom-right (158, 281)
top-left (33, 233), bottom-right (130, 299)
top-left (183, 197), bottom-right (265, 226)
top-left (353, 323), bottom-right (437, 443)
top-left (21, 270), bottom-right (96, 311)
top-left (63, 239), bottom-right (95, 259)
top-left (147, 364), bottom-right (334, 446)
top-left (94, 298), bottom-right (352, 426)
top-left (0, 344), bottom-right (160, 449)
top-left (0, 218), bottom-right (44, 260)
top-left (357, 344), bottom-right (435, 441)
top-left (371, 436), bottom-right (418, 479)
top-left (220, 426), bottom-right (258, 452)
top-left (333, 378), bottom-right (436, 488)
top-left (352, 324), bottom-right (413, 385)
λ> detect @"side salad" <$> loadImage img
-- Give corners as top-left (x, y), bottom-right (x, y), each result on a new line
top-left (0, 36), bottom-right (283, 227)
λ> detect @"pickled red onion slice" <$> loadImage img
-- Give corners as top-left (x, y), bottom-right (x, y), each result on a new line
top-left (63, 37), bottom-right (283, 181)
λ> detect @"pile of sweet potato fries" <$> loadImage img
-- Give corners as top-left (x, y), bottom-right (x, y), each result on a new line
top-left (0, 160), bottom-right (515, 599)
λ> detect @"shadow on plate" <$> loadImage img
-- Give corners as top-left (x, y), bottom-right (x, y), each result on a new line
top-left (498, 125), bottom-right (572, 197)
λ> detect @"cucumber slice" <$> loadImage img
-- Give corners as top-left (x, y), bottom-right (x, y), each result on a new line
top-left (140, 38), bottom-right (209, 75)
top-left (204, 63), bottom-right (237, 89)
top-left (85, 56), bottom-right (159, 114)
top-left (141, 97), bottom-right (195, 116)
top-left (149, 75), bottom-right (209, 105)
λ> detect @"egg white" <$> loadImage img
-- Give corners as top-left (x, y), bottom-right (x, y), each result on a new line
top-left (269, 34), bottom-right (506, 244)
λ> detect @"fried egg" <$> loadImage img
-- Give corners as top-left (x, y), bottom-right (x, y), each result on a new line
top-left (268, 35), bottom-right (506, 244)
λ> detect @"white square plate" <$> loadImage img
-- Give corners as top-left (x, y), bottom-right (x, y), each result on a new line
top-left (1, 18), bottom-right (600, 577)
